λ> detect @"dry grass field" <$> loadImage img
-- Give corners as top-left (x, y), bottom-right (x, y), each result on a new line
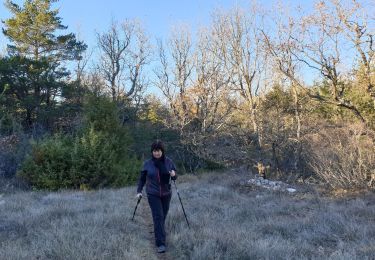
top-left (1, 170), bottom-right (374, 259)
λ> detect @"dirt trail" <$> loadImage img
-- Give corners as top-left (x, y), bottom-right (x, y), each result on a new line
top-left (136, 198), bottom-right (175, 260)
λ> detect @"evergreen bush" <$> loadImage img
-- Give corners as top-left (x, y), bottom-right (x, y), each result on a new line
top-left (18, 96), bottom-right (141, 190)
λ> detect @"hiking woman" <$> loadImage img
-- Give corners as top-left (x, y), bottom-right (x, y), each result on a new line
top-left (136, 140), bottom-right (177, 253)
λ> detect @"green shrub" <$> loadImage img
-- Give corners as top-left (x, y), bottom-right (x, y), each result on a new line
top-left (18, 135), bottom-right (74, 190)
top-left (18, 129), bottom-right (141, 190)
top-left (69, 127), bottom-right (140, 189)
top-left (18, 96), bottom-right (141, 190)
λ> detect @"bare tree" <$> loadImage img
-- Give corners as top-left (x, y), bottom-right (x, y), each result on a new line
top-left (262, 16), bottom-right (303, 140)
top-left (261, 8), bottom-right (305, 172)
top-left (212, 7), bottom-right (267, 152)
top-left (97, 20), bottom-right (128, 101)
top-left (331, 0), bottom-right (374, 109)
top-left (155, 26), bottom-right (194, 134)
top-left (97, 19), bottom-right (150, 102)
top-left (290, 1), bottom-right (365, 122)
top-left (192, 27), bottom-right (234, 134)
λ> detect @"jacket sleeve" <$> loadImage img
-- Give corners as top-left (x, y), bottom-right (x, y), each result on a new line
top-left (137, 163), bottom-right (147, 193)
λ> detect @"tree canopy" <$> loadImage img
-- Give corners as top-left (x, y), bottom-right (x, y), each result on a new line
top-left (3, 0), bottom-right (86, 61)
top-left (1, 0), bottom-right (87, 130)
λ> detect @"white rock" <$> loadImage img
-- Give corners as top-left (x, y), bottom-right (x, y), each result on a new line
top-left (246, 178), bottom-right (297, 193)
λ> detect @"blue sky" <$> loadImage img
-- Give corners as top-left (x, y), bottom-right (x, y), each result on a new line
top-left (0, 0), bottom-right (318, 93)
top-left (0, 0), bottom-right (373, 92)
top-left (0, 0), bottom-right (321, 49)
top-left (0, 0), bottom-right (263, 52)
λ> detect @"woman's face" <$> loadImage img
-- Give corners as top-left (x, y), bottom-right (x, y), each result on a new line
top-left (152, 149), bottom-right (163, 159)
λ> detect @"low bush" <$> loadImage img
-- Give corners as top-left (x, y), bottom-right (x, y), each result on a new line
top-left (18, 129), bottom-right (141, 190)
top-left (306, 124), bottom-right (375, 190)
top-left (18, 95), bottom-right (141, 190)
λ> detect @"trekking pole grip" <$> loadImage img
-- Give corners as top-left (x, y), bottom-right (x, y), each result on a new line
top-left (131, 195), bottom-right (142, 221)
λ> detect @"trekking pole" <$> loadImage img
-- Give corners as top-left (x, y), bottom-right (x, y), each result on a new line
top-left (173, 180), bottom-right (190, 229)
top-left (131, 195), bottom-right (142, 221)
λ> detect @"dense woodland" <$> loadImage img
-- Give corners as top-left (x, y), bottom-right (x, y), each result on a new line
top-left (0, 0), bottom-right (374, 191)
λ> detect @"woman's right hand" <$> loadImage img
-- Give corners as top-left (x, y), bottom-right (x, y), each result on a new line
top-left (169, 170), bottom-right (177, 180)
top-left (136, 193), bottom-right (142, 200)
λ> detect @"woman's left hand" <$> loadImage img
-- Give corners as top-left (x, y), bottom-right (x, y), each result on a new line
top-left (169, 170), bottom-right (176, 177)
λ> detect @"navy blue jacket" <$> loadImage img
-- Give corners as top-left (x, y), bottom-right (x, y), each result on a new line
top-left (137, 157), bottom-right (177, 197)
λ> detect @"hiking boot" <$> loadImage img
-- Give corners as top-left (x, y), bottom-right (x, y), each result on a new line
top-left (157, 245), bottom-right (166, 253)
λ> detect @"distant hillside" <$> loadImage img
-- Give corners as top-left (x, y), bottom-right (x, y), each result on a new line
top-left (0, 170), bottom-right (374, 259)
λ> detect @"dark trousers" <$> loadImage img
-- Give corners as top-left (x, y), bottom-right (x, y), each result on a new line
top-left (147, 194), bottom-right (172, 247)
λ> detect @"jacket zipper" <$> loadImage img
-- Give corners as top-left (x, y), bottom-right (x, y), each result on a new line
top-left (157, 169), bottom-right (161, 197)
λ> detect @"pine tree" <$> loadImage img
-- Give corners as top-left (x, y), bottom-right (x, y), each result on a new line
top-left (1, 0), bottom-right (87, 130)
top-left (3, 0), bottom-right (86, 61)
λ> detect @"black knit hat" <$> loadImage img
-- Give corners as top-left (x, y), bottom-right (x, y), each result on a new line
top-left (151, 140), bottom-right (165, 154)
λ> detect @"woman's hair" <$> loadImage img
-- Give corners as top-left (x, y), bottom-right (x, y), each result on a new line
top-left (151, 140), bottom-right (165, 154)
